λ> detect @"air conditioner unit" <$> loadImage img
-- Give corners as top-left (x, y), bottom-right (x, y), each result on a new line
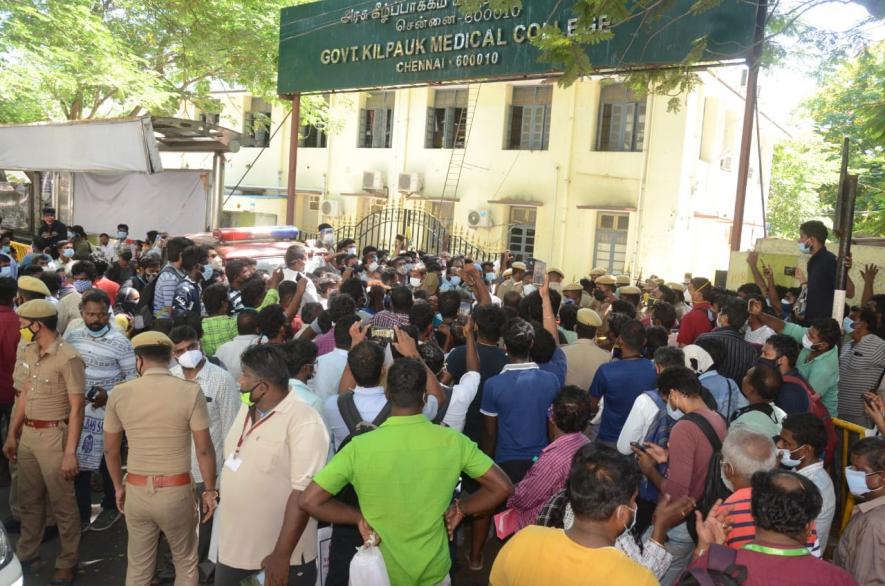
top-left (320, 199), bottom-right (341, 217)
top-left (398, 172), bottom-right (422, 194)
top-left (362, 171), bottom-right (386, 192)
top-left (467, 209), bottom-right (493, 228)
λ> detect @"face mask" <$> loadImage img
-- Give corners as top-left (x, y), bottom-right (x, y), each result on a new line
top-left (449, 276), bottom-right (461, 287)
top-left (347, 247), bottom-right (357, 256)
top-left (240, 382), bottom-right (263, 407)
top-left (121, 301), bottom-right (138, 314)
top-left (563, 298), bottom-right (575, 305)
top-left (145, 272), bottom-right (158, 283)
top-left (86, 323), bottom-right (110, 337)
top-left (845, 466), bottom-right (874, 497)
top-left (485, 271), bottom-right (496, 283)
top-left (523, 284), bottom-right (537, 296)
top-left (593, 290), bottom-right (606, 301)
top-left (74, 279), bottom-right (92, 293)
top-left (368, 261), bottom-right (379, 272)
top-left (716, 314), bottom-right (726, 328)
top-left (780, 298), bottom-right (791, 306)
top-left (116, 231), bottom-right (127, 240)
top-left (777, 447), bottom-right (804, 469)
top-left (201, 265), bottom-right (214, 282)
top-left (720, 465), bottom-right (735, 492)
top-left (210, 256), bottom-right (224, 271)
top-left (843, 317), bottom-right (855, 334)
top-left (67, 231), bottom-right (75, 240)
top-left (0, 246), bottom-right (9, 254)
top-left (177, 349), bottom-right (204, 369)
top-left (63, 248), bottom-right (75, 258)
top-left (620, 504), bottom-right (638, 534)
top-left (409, 277), bottom-right (421, 288)
top-left (667, 395), bottom-right (684, 420)
top-left (801, 333), bottom-right (815, 351)
top-left (0, 267), bottom-right (11, 278)
top-left (798, 241), bottom-right (811, 254)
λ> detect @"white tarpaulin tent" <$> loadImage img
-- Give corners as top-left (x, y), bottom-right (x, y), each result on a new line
top-left (0, 117), bottom-right (161, 174)
top-left (73, 171), bottom-right (209, 237)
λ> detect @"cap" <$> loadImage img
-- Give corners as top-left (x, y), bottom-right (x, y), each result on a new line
top-left (17, 299), bottom-right (57, 319)
top-left (589, 267), bottom-right (607, 277)
top-left (547, 267), bottom-right (564, 278)
top-left (511, 262), bottom-right (527, 271)
top-left (17, 276), bottom-right (50, 297)
top-left (502, 268), bottom-right (513, 278)
top-left (616, 275), bottom-right (631, 285)
top-left (549, 282), bottom-right (563, 292)
top-left (595, 275), bottom-right (617, 286)
top-left (131, 331), bottom-right (174, 350)
top-left (666, 282), bottom-right (686, 292)
top-left (620, 285), bottom-right (642, 295)
top-left (563, 282), bottom-right (583, 292)
top-left (576, 308), bottom-right (603, 327)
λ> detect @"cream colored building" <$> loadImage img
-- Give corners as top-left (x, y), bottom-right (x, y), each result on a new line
top-left (165, 66), bottom-right (787, 282)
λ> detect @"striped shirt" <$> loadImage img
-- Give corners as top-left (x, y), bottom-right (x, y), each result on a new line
top-left (838, 333), bottom-right (885, 425)
top-left (722, 487), bottom-right (819, 555)
top-left (153, 264), bottom-right (186, 318)
top-left (64, 326), bottom-right (137, 470)
top-left (695, 327), bottom-right (759, 383)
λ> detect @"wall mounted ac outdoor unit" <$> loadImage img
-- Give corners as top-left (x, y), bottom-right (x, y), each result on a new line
top-left (398, 172), bottom-right (423, 194)
top-left (467, 209), bottom-right (492, 228)
top-left (362, 171), bottom-right (386, 192)
top-left (320, 199), bottom-right (341, 217)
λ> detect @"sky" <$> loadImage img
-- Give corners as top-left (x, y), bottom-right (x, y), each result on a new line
top-left (759, 0), bottom-right (885, 131)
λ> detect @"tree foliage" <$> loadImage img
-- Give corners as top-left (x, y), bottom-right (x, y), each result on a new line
top-left (0, 0), bottom-right (300, 124)
top-left (766, 139), bottom-right (837, 238)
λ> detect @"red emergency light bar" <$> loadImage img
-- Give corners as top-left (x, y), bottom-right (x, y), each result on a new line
top-left (213, 226), bottom-right (300, 242)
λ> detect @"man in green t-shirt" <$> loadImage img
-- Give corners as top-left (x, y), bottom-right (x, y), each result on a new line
top-left (300, 352), bottom-right (514, 586)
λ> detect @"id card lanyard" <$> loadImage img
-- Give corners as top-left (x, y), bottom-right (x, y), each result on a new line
top-left (741, 543), bottom-right (809, 557)
top-left (234, 410), bottom-right (276, 458)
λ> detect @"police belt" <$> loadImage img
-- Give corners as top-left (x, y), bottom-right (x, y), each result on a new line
top-left (126, 472), bottom-right (192, 488)
top-left (23, 418), bottom-right (67, 429)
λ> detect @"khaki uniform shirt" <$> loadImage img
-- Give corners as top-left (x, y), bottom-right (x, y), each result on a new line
top-left (562, 338), bottom-right (611, 390)
top-left (20, 338), bottom-right (85, 420)
top-left (496, 278), bottom-right (523, 299)
top-left (579, 291), bottom-right (593, 309)
top-left (104, 368), bottom-right (209, 475)
top-left (56, 291), bottom-right (82, 337)
top-left (219, 392), bottom-right (329, 569)
top-left (835, 494), bottom-right (885, 584)
top-left (12, 336), bottom-right (30, 392)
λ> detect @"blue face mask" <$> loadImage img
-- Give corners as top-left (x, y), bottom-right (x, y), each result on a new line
top-left (485, 272), bottom-right (496, 283)
top-left (1, 246), bottom-right (9, 253)
top-left (449, 276), bottom-right (461, 287)
top-left (0, 267), bottom-right (11, 278)
top-left (798, 241), bottom-right (811, 254)
top-left (73, 279), bottom-right (92, 293)
top-left (116, 231), bottom-right (127, 240)
top-left (201, 265), bottom-right (213, 282)
top-left (843, 317), bottom-right (855, 334)
top-left (86, 324), bottom-right (110, 338)
top-left (62, 248), bottom-right (75, 258)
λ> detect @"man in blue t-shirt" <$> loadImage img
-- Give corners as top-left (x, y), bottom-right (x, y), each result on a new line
top-left (590, 319), bottom-right (657, 444)
top-left (481, 318), bottom-right (560, 482)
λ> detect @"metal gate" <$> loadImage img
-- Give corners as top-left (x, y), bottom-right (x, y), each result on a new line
top-left (307, 207), bottom-right (497, 262)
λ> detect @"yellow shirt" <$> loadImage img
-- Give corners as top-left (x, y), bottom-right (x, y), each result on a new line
top-left (490, 526), bottom-right (658, 586)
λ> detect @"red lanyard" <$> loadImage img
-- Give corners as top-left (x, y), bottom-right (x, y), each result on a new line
top-left (234, 410), bottom-right (275, 456)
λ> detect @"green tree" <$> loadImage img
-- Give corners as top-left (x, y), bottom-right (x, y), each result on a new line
top-left (766, 139), bottom-right (836, 239)
top-left (804, 42), bottom-right (885, 236)
top-left (0, 0), bottom-right (303, 124)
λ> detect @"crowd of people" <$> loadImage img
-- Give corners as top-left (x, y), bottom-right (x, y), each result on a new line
top-left (0, 210), bottom-right (884, 586)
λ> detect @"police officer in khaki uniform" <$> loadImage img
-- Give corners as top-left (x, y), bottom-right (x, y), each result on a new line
top-left (104, 331), bottom-right (218, 586)
top-left (3, 299), bottom-right (84, 584)
top-left (496, 261), bottom-right (526, 298)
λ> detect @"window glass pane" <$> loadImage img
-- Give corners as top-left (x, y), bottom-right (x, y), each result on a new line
top-left (508, 106), bottom-right (523, 149)
top-left (598, 104), bottom-right (612, 151)
top-left (617, 215), bottom-right (629, 230)
top-left (600, 214), bottom-right (614, 229)
top-left (634, 103), bottom-right (646, 151)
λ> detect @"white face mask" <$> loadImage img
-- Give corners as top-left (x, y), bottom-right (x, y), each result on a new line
top-left (368, 261), bottom-right (379, 272)
top-left (666, 395), bottom-right (684, 420)
top-left (845, 466), bottom-right (876, 497)
top-left (523, 284), bottom-right (537, 296)
top-left (777, 447), bottom-right (804, 469)
top-left (619, 504), bottom-right (638, 534)
top-left (177, 349), bottom-right (203, 369)
top-left (409, 277), bottom-right (421, 288)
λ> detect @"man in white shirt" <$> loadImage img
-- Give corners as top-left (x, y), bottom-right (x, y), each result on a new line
top-left (281, 244), bottom-right (318, 312)
top-left (311, 316), bottom-right (359, 402)
top-left (215, 310), bottom-right (260, 383)
top-left (778, 412), bottom-right (836, 551)
top-left (96, 233), bottom-right (116, 262)
top-left (616, 346), bottom-right (685, 455)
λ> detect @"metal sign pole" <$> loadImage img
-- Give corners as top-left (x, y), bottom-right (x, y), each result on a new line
top-left (286, 94), bottom-right (301, 226)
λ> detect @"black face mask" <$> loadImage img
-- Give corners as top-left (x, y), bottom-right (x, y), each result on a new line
top-left (756, 357), bottom-right (779, 371)
top-left (593, 290), bottom-right (606, 302)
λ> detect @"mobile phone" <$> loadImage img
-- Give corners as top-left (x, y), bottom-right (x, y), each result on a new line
top-left (784, 266), bottom-right (796, 277)
top-left (86, 386), bottom-right (100, 402)
top-left (630, 441), bottom-right (647, 453)
top-left (458, 301), bottom-right (472, 318)
top-left (532, 259), bottom-right (547, 286)
top-left (370, 327), bottom-right (395, 345)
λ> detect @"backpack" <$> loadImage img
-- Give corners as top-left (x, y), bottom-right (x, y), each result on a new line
top-left (640, 390), bottom-right (675, 503)
top-left (677, 544), bottom-right (748, 585)
top-left (782, 374), bottom-right (837, 467)
top-left (684, 412), bottom-right (730, 543)
top-left (332, 393), bottom-right (393, 509)
top-left (133, 265), bottom-right (179, 332)
top-left (431, 385), bottom-right (454, 426)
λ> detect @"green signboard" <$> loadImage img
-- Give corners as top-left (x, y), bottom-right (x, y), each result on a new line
top-left (278, 0), bottom-right (757, 94)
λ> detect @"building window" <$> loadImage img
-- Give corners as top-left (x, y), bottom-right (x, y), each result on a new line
top-left (506, 86), bottom-right (552, 151)
top-left (299, 124), bottom-right (327, 148)
top-left (593, 213), bottom-right (630, 273)
top-left (596, 84), bottom-right (646, 152)
top-left (426, 89), bottom-right (468, 149)
top-left (359, 92), bottom-right (395, 148)
top-left (308, 194), bottom-right (321, 211)
top-left (244, 97), bottom-right (273, 148)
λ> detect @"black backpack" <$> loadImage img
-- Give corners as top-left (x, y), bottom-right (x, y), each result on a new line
top-left (677, 544), bottom-right (747, 585)
top-left (332, 392), bottom-right (393, 508)
top-left (684, 412), bottom-right (731, 543)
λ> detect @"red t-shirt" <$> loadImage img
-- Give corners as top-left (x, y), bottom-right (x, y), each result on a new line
top-left (96, 277), bottom-right (120, 302)
top-left (663, 409), bottom-right (727, 501)
top-left (677, 301), bottom-right (714, 346)
top-left (691, 544), bottom-right (858, 585)
top-left (0, 306), bottom-right (21, 405)
top-left (722, 487), bottom-right (817, 550)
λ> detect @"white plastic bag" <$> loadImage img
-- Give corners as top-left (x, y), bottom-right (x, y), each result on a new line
top-left (348, 534), bottom-right (390, 586)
